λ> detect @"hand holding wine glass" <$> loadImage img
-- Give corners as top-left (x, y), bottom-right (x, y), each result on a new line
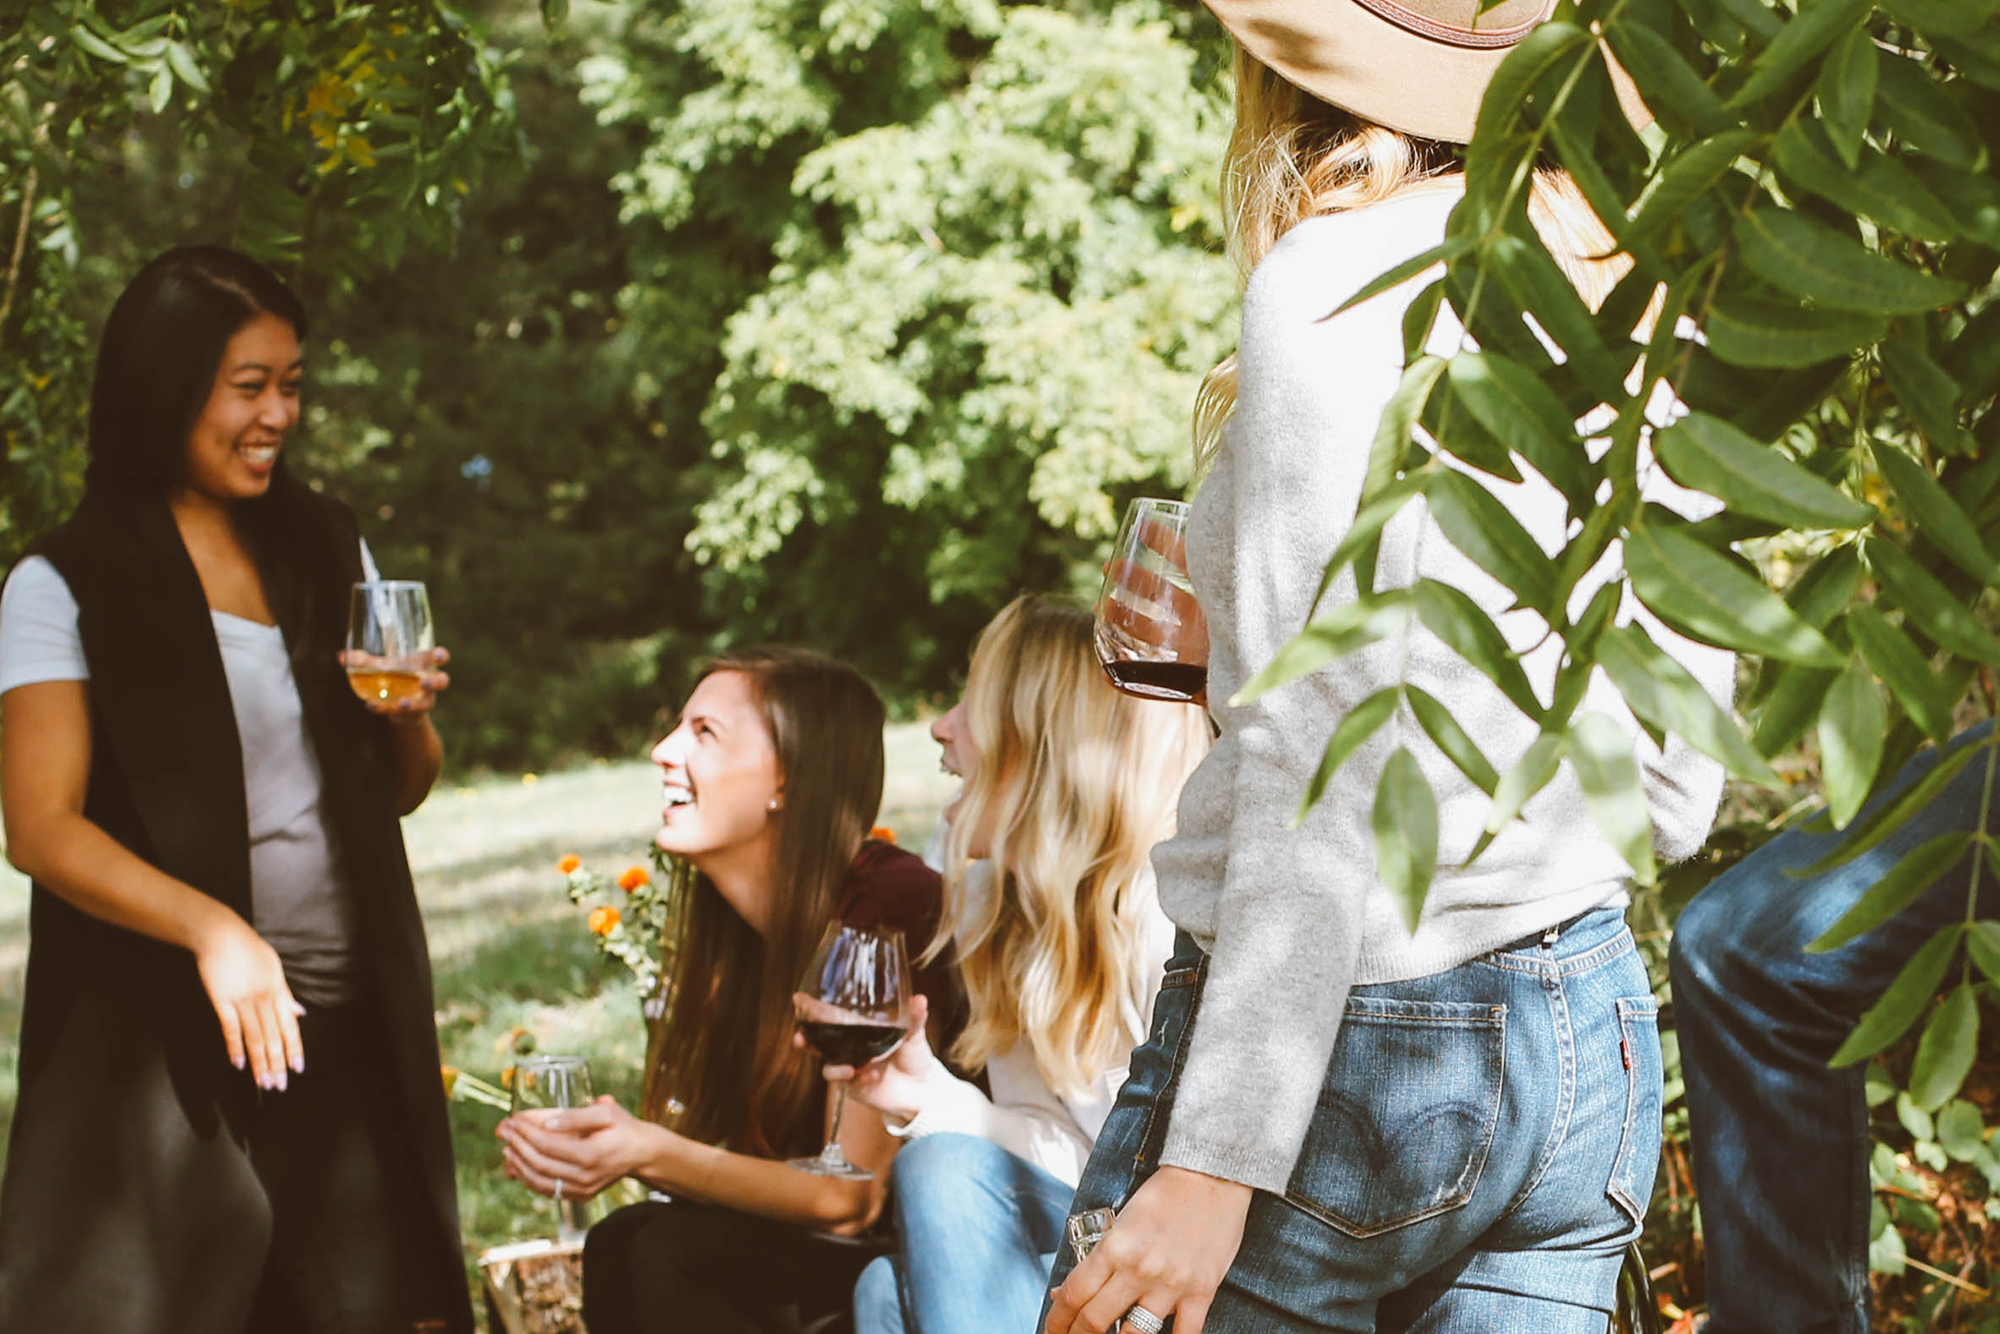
top-left (344, 579), bottom-right (451, 715)
top-left (1094, 499), bottom-right (1209, 705)
top-left (508, 1054), bottom-right (597, 1243)
top-left (788, 924), bottom-right (911, 1179)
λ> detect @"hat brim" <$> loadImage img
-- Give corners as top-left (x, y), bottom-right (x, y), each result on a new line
top-left (1204, 0), bottom-right (1653, 145)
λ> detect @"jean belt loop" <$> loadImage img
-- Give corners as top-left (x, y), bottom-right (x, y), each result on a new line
top-left (1541, 924), bottom-right (1560, 950)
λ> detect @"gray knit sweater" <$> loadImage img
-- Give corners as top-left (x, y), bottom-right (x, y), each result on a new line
top-left (1152, 186), bottom-right (1732, 1194)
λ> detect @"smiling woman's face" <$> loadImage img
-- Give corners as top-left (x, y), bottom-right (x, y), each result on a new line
top-left (178, 311), bottom-right (302, 506)
top-left (652, 670), bottom-right (783, 922)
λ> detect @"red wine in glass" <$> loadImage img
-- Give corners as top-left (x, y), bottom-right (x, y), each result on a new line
top-left (788, 924), bottom-right (911, 1179)
top-left (797, 1020), bottom-right (907, 1068)
top-left (1094, 498), bottom-right (1209, 706)
top-left (1102, 658), bottom-right (1208, 704)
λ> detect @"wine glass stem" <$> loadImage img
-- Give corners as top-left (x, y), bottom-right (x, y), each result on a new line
top-left (823, 1080), bottom-right (850, 1160)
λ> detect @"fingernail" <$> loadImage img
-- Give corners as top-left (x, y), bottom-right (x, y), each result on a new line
top-left (546, 1115), bottom-right (562, 1132)
top-left (292, 1055), bottom-right (305, 1073)
top-left (233, 1056), bottom-right (245, 1070)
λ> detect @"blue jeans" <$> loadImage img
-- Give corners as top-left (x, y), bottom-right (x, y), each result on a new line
top-left (855, 1132), bottom-right (1076, 1334)
top-left (1044, 908), bottom-right (1660, 1332)
top-left (1670, 724), bottom-right (1999, 1334)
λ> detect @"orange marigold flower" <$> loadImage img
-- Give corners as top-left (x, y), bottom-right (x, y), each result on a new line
top-left (558, 854), bottom-right (582, 875)
top-left (440, 1065), bottom-right (459, 1096)
top-left (869, 825), bottom-right (897, 845)
top-left (500, 1066), bottom-right (516, 1090)
top-left (588, 906), bottom-right (621, 936)
top-left (618, 866), bottom-right (650, 892)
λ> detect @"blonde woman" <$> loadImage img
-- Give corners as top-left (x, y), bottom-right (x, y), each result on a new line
top-left (818, 596), bottom-right (1207, 1334)
top-left (1040, 4), bottom-right (1734, 1332)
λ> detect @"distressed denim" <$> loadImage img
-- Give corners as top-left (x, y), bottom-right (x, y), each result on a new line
top-left (1044, 907), bottom-right (1659, 1332)
top-left (854, 1132), bottom-right (1074, 1334)
top-left (1671, 723), bottom-right (2000, 1334)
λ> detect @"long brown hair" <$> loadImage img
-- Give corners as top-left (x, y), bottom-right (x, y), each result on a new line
top-left (642, 647), bottom-right (887, 1158)
top-left (933, 597), bottom-right (1207, 1099)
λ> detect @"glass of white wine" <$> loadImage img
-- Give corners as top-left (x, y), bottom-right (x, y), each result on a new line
top-left (510, 1054), bottom-right (596, 1244)
top-left (345, 580), bottom-right (433, 708)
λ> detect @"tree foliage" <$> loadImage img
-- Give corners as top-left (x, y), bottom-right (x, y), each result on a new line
top-left (582, 0), bottom-right (1233, 694)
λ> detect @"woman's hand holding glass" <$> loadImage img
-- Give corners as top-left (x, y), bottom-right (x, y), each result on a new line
top-left (343, 580), bottom-right (451, 717)
top-left (497, 1094), bottom-right (655, 1203)
top-left (801, 990), bottom-right (940, 1127)
top-left (1045, 1165), bottom-right (1255, 1334)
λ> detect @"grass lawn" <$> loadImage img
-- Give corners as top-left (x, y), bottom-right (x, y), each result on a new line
top-left (0, 720), bottom-right (956, 1313)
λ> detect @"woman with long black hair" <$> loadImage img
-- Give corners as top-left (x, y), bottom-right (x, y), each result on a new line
top-left (0, 245), bottom-right (470, 1334)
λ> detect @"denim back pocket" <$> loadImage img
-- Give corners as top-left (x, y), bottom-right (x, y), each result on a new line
top-left (1284, 997), bottom-right (1506, 1238)
top-left (1607, 995), bottom-right (1663, 1222)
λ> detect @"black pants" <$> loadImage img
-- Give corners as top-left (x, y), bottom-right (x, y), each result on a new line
top-left (241, 1000), bottom-right (455, 1334)
top-left (583, 1199), bottom-right (883, 1334)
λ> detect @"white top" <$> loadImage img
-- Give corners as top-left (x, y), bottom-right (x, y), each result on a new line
top-left (0, 553), bottom-right (362, 1005)
top-left (889, 862), bottom-right (1178, 1188)
top-left (1148, 187), bottom-right (1734, 1192)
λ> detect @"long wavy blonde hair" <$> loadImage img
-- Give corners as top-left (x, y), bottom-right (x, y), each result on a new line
top-left (1194, 46), bottom-right (1627, 471)
top-left (933, 597), bottom-right (1209, 1101)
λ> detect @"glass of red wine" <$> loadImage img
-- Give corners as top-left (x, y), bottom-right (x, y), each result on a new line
top-left (1094, 498), bottom-right (1208, 705)
top-left (789, 923), bottom-right (911, 1179)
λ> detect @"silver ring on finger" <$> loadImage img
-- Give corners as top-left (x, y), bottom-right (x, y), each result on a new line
top-left (1125, 1306), bottom-right (1165, 1334)
top-left (553, 1176), bottom-right (565, 1203)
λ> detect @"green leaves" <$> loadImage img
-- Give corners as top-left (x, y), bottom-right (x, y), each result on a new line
top-left (1651, 412), bottom-right (1874, 529)
top-left (1815, 25), bottom-right (1878, 167)
top-left (1567, 711), bottom-right (1659, 886)
top-left (1845, 604), bottom-right (1955, 743)
top-left (1910, 983), bottom-right (1981, 1111)
top-left (1830, 923), bottom-right (1963, 1066)
top-left (1879, 343), bottom-right (1978, 456)
top-left (1597, 623), bottom-right (1780, 785)
top-left (1626, 526), bottom-right (1844, 666)
top-left (1707, 295), bottom-right (1887, 368)
top-left (1818, 657), bottom-right (1887, 828)
top-left (1727, 0), bottom-right (1872, 109)
top-left (1374, 747), bottom-right (1440, 934)
top-left (1734, 210), bottom-right (1969, 315)
top-left (1299, 688), bottom-right (1400, 821)
top-left (1444, 353), bottom-right (1592, 509)
top-left (1866, 539), bottom-right (2000, 665)
top-left (1233, 595), bottom-right (1413, 707)
top-left (1872, 444), bottom-right (2000, 585)
top-left (1425, 469), bottom-right (1558, 615)
top-left (1809, 833), bottom-right (1973, 953)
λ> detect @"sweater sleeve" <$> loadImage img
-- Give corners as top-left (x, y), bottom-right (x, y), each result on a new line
top-left (1156, 208), bottom-right (1437, 1192)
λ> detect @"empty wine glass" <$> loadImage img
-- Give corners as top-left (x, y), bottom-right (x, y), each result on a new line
top-left (345, 580), bottom-right (433, 707)
top-left (789, 924), bottom-right (911, 1179)
top-left (1093, 499), bottom-right (1208, 705)
top-left (510, 1054), bottom-right (595, 1244)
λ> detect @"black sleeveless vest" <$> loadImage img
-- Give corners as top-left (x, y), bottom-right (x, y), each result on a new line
top-left (0, 486), bottom-right (473, 1334)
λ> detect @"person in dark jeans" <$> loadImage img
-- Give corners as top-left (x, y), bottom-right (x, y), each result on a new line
top-left (1671, 723), bottom-right (1998, 1333)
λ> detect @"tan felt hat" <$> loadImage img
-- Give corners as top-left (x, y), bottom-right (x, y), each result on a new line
top-left (1203, 0), bottom-right (1651, 145)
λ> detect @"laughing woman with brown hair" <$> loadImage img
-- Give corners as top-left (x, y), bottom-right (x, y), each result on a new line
top-left (495, 647), bottom-right (954, 1334)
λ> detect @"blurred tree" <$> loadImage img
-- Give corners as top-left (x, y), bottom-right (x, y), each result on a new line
top-left (582, 0), bottom-right (1235, 697)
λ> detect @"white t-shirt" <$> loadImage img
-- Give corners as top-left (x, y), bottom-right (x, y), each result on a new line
top-left (0, 553), bottom-right (364, 1005)
top-left (888, 860), bottom-right (1177, 1189)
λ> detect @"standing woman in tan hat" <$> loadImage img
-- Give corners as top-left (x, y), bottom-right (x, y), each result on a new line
top-left (1042, 2), bottom-right (1734, 1331)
